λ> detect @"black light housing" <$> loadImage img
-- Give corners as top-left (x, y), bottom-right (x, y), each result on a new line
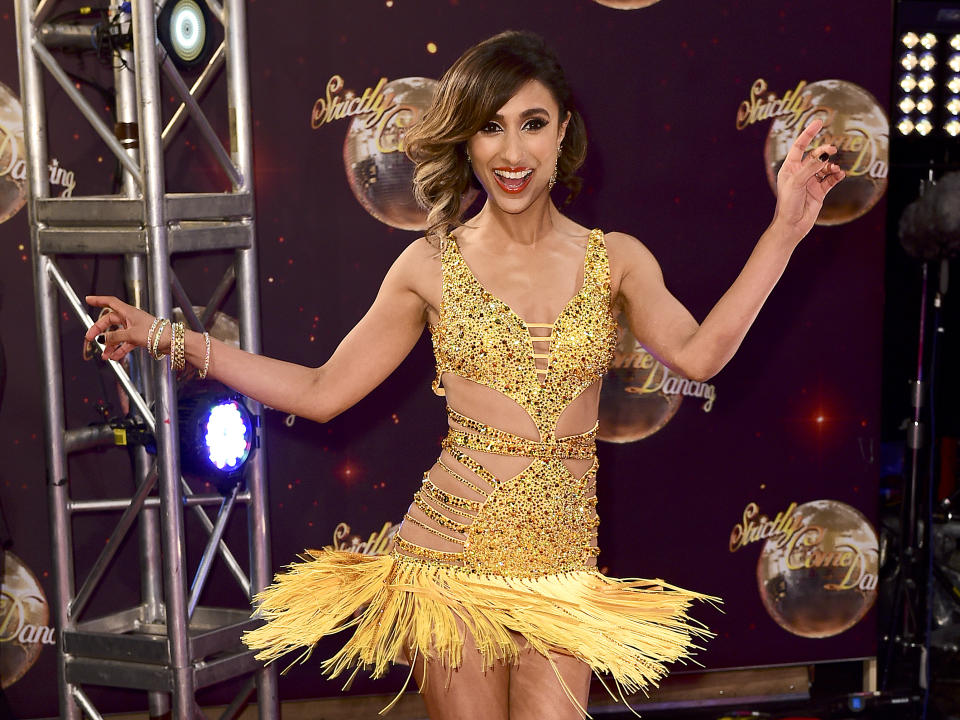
top-left (157, 0), bottom-right (214, 71)
top-left (178, 389), bottom-right (257, 493)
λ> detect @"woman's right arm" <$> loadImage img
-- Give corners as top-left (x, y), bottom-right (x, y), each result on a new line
top-left (85, 240), bottom-right (433, 423)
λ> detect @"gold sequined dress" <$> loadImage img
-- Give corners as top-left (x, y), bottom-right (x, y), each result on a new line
top-left (243, 229), bottom-right (714, 709)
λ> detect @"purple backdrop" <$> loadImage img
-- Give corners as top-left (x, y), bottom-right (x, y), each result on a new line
top-left (0, 0), bottom-right (888, 715)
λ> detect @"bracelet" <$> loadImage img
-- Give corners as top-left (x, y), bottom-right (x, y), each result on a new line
top-left (198, 331), bottom-right (211, 379)
top-left (151, 318), bottom-right (169, 360)
top-left (146, 317), bottom-right (161, 354)
top-left (171, 322), bottom-right (186, 372)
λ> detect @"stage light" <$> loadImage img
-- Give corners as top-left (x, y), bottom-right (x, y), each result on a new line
top-left (179, 391), bottom-right (256, 489)
top-left (919, 74), bottom-right (937, 93)
top-left (952, 34), bottom-right (960, 51)
top-left (948, 97), bottom-right (960, 114)
top-left (917, 96), bottom-right (934, 114)
top-left (920, 52), bottom-right (937, 71)
top-left (902, 52), bottom-right (919, 70)
top-left (916, 117), bottom-right (934, 136)
top-left (949, 76), bottom-right (960, 93)
top-left (946, 119), bottom-right (960, 136)
top-left (898, 117), bottom-right (916, 135)
top-left (157, 0), bottom-right (214, 71)
top-left (950, 53), bottom-right (960, 72)
top-left (921, 32), bottom-right (938, 49)
top-left (899, 96), bottom-right (917, 114)
top-left (902, 31), bottom-right (920, 48)
top-left (900, 73), bottom-right (918, 92)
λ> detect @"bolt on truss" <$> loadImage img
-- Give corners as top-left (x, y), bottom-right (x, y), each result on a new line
top-left (12, 0), bottom-right (278, 717)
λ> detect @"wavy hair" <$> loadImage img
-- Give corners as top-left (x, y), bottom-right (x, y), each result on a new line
top-left (404, 30), bottom-right (587, 243)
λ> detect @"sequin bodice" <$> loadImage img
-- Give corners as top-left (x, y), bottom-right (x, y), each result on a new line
top-left (394, 229), bottom-right (618, 576)
top-left (429, 228), bottom-right (618, 438)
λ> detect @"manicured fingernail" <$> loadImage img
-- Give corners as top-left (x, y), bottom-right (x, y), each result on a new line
top-left (96, 335), bottom-right (105, 344)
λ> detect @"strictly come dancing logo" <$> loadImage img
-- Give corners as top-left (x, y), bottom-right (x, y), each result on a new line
top-left (311, 74), bottom-right (477, 232)
top-left (0, 552), bottom-right (56, 688)
top-left (0, 82), bottom-right (77, 227)
top-left (729, 499), bottom-right (878, 638)
top-left (598, 320), bottom-right (717, 443)
top-left (329, 521), bottom-right (398, 556)
top-left (737, 77), bottom-right (889, 225)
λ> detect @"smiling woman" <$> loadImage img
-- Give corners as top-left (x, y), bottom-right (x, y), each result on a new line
top-left (403, 31), bottom-right (586, 243)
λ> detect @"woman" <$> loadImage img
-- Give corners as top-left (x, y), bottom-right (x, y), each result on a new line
top-left (85, 30), bottom-right (843, 720)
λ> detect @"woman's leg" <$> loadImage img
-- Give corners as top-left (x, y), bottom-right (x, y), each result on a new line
top-left (508, 637), bottom-right (592, 720)
top-left (406, 622), bottom-right (510, 720)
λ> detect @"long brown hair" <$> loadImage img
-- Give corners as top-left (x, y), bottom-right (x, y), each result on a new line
top-left (405, 31), bottom-right (587, 243)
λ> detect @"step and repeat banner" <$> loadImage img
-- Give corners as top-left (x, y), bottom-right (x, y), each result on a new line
top-left (0, 0), bottom-right (888, 714)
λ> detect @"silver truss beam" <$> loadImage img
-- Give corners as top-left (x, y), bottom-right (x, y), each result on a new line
top-left (31, 41), bottom-right (143, 185)
top-left (163, 42), bottom-right (226, 148)
top-left (13, 0), bottom-right (278, 715)
top-left (159, 45), bottom-right (243, 187)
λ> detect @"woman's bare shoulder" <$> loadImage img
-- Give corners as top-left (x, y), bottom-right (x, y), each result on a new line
top-left (389, 236), bottom-right (442, 307)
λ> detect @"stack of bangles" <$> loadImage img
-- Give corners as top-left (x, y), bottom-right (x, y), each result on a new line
top-left (146, 318), bottom-right (211, 379)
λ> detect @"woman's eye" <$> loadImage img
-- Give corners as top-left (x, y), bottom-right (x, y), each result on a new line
top-left (480, 122), bottom-right (502, 134)
top-left (523, 117), bottom-right (548, 131)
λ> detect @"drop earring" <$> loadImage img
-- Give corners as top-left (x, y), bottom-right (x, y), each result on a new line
top-left (548, 143), bottom-right (562, 190)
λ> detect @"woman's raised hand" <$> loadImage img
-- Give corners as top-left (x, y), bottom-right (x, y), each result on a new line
top-left (84, 295), bottom-right (157, 363)
top-left (772, 118), bottom-right (845, 241)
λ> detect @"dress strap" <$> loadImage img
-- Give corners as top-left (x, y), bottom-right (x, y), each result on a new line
top-left (446, 406), bottom-right (598, 460)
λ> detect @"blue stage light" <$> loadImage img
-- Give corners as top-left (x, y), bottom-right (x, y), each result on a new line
top-left (179, 390), bottom-right (257, 488)
top-left (203, 400), bottom-right (252, 471)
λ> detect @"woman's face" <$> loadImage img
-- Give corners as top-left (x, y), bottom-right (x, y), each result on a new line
top-left (466, 80), bottom-right (569, 214)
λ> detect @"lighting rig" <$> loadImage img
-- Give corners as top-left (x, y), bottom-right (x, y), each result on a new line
top-left (884, 4), bottom-right (960, 719)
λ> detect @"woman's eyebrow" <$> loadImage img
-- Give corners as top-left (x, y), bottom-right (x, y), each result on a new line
top-left (490, 108), bottom-right (552, 122)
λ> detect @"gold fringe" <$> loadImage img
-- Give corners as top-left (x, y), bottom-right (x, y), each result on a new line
top-left (243, 549), bottom-right (718, 706)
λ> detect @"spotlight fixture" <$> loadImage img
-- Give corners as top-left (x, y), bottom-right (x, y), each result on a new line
top-left (892, 17), bottom-right (960, 142)
top-left (179, 391), bottom-right (257, 491)
top-left (157, 0), bottom-right (214, 71)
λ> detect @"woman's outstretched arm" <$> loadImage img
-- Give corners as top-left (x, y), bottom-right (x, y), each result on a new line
top-left (614, 118), bottom-right (845, 382)
top-left (84, 240), bottom-right (434, 423)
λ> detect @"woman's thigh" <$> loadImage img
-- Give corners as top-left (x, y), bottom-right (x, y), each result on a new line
top-left (508, 637), bottom-right (592, 720)
top-left (405, 623), bottom-right (510, 720)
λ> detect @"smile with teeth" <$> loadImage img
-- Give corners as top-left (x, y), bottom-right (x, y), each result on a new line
top-left (492, 167), bottom-right (534, 194)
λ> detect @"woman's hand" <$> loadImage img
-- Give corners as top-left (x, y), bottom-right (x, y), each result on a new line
top-left (771, 118), bottom-right (845, 242)
top-left (83, 295), bottom-right (157, 363)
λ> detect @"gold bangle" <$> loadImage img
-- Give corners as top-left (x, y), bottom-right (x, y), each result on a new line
top-left (146, 317), bottom-right (160, 354)
top-left (171, 322), bottom-right (186, 372)
top-left (151, 318), bottom-right (169, 360)
top-left (198, 331), bottom-right (211, 379)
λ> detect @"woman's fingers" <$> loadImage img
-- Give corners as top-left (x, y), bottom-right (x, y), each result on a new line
top-left (785, 118), bottom-right (824, 164)
top-left (84, 310), bottom-right (126, 341)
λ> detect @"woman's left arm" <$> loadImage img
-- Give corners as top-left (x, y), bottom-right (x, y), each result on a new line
top-left (616, 118), bottom-right (844, 382)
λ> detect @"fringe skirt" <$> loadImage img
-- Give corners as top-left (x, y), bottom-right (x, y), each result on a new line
top-left (242, 548), bottom-right (717, 714)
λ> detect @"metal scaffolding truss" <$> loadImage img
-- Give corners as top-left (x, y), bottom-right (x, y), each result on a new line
top-left (13, 0), bottom-right (278, 717)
